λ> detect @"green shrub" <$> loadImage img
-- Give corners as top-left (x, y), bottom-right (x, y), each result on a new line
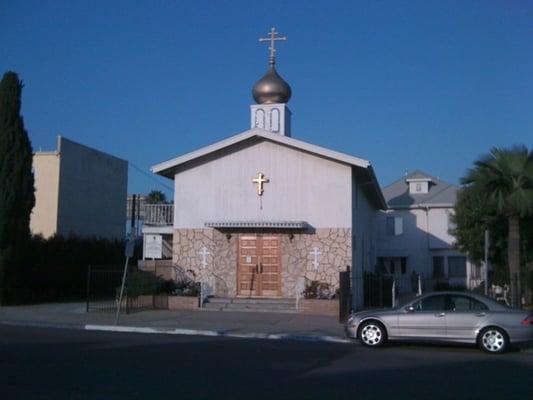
top-left (7, 235), bottom-right (129, 304)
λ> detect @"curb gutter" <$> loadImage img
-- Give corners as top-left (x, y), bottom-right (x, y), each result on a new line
top-left (84, 324), bottom-right (352, 344)
top-left (0, 320), bottom-right (351, 344)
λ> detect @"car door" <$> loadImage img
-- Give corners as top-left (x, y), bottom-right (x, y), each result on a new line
top-left (445, 294), bottom-right (489, 342)
top-left (398, 294), bottom-right (448, 339)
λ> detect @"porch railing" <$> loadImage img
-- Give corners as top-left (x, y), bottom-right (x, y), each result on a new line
top-left (143, 204), bottom-right (173, 225)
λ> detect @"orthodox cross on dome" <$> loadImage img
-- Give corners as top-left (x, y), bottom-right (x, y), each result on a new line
top-left (252, 172), bottom-right (269, 196)
top-left (310, 247), bottom-right (322, 271)
top-left (259, 27), bottom-right (287, 65)
top-left (199, 246), bottom-right (210, 269)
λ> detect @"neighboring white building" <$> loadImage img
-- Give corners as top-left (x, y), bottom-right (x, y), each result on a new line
top-left (143, 32), bottom-right (386, 304)
top-left (30, 136), bottom-right (128, 240)
top-left (376, 170), bottom-right (481, 290)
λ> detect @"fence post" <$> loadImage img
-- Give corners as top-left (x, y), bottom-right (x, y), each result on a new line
top-left (379, 274), bottom-right (383, 307)
top-left (392, 280), bottom-right (396, 308)
top-left (513, 273), bottom-right (521, 309)
top-left (86, 264), bottom-right (91, 313)
top-left (417, 274), bottom-right (422, 296)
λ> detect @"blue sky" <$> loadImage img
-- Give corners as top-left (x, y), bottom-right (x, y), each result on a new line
top-left (1, 1), bottom-right (532, 199)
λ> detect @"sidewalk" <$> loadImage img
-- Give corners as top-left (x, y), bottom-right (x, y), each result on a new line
top-left (0, 302), bottom-right (348, 343)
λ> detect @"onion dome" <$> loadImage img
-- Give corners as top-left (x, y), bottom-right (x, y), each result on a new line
top-left (252, 64), bottom-right (292, 104)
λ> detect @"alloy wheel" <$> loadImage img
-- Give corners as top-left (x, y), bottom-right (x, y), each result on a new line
top-left (481, 329), bottom-right (506, 353)
top-left (360, 324), bottom-right (383, 346)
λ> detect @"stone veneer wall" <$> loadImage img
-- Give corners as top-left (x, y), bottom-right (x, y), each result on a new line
top-left (173, 228), bottom-right (352, 298)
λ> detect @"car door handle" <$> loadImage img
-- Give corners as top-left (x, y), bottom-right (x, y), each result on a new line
top-left (435, 313), bottom-right (446, 318)
top-left (475, 312), bottom-right (486, 317)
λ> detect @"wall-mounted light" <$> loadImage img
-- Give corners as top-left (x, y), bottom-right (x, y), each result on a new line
top-left (289, 233), bottom-right (294, 241)
top-left (226, 233), bottom-right (232, 241)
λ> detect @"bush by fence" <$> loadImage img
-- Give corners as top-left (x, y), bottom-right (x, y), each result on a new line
top-left (3, 235), bottom-right (130, 304)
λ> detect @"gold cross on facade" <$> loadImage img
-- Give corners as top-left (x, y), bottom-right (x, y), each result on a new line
top-left (259, 27), bottom-right (287, 65)
top-left (252, 172), bottom-right (269, 196)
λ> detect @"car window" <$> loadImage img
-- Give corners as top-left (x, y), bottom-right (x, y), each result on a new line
top-left (449, 295), bottom-right (488, 311)
top-left (414, 295), bottom-right (447, 311)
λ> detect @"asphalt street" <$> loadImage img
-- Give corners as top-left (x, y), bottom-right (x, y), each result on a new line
top-left (0, 325), bottom-right (531, 400)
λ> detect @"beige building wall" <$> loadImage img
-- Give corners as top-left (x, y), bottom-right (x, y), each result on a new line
top-left (30, 152), bottom-right (60, 237)
top-left (30, 136), bottom-right (128, 240)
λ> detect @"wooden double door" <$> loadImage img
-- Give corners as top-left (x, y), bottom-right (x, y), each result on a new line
top-left (237, 235), bottom-right (282, 297)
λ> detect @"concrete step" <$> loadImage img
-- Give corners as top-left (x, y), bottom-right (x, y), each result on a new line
top-left (224, 303), bottom-right (294, 311)
top-left (208, 297), bottom-right (295, 305)
top-left (203, 297), bottom-right (297, 313)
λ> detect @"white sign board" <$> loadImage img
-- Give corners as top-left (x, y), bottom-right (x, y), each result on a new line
top-left (145, 235), bottom-right (163, 259)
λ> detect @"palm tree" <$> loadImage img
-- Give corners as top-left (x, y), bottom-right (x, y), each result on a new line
top-left (146, 190), bottom-right (167, 204)
top-left (462, 146), bottom-right (533, 306)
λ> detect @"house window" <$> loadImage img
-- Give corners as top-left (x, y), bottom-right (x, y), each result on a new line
top-left (433, 256), bottom-right (444, 278)
top-left (401, 257), bottom-right (407, 274)
top-left (448, 256), bottom-right (467, 278)
top-left (389, 260), bottom-right (395, 274)
top-left (416, 183), bottom-right (422, 192)
top-left (386, 217), bottom-right (403, 236)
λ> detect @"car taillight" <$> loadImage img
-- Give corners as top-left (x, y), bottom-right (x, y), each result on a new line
top-left (521, 313), bottom-right (533, 326)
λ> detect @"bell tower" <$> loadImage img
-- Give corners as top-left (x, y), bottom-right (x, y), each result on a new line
top-left (250, 27), bottom-right (292, 137)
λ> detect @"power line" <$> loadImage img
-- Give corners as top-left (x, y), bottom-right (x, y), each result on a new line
top-left (129, 162), bottom-right (174, 192)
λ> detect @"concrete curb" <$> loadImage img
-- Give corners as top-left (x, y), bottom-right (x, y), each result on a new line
top-left (84, 324), bottom-right (352, 344)
top-left (0, 320), bottom-right (84, 330)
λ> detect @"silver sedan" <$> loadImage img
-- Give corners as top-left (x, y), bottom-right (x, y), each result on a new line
top-left (345, 291), bottom-right (533, 353)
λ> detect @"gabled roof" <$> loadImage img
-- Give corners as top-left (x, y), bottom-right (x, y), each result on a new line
top-left (383, 169), bottom-right (458, 209)
top-left (404, 170), bottom-right (432, 181)
top-left (152, 128), bottom-right (386, 209)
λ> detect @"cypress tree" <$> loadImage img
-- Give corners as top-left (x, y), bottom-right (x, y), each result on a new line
top-left (0, 71), bottom-right (35, 304)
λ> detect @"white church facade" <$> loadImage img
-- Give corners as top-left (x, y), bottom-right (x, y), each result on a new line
top-left (151, 129), bottom-right (385, 299)
top-left (147, 28), bottom-right (386, 301)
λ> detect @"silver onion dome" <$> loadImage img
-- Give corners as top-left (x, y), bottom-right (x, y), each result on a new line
top-left (252, 65), bottom-right (292, 104)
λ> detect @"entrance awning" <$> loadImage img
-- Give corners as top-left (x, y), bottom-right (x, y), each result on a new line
top-left (205, 221), bottom-right (308, 229)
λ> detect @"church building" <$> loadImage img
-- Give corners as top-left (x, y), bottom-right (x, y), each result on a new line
top-left (150, 28), bottom-right (386, 303)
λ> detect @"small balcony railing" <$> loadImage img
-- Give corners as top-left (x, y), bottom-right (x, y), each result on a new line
top-left (143, 204), bottom-right (173, 226)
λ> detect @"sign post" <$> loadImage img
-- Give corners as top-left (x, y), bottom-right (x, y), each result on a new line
top-left (115, 195), bottom-right (137, 325)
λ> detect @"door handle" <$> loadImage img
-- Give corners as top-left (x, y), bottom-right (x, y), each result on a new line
top-left (435, 312), bottom-right (446, 318)
top-left (475, 312), bottom-right (486, 317)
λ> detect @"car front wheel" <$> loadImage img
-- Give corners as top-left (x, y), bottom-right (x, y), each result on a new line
top-left (478, 327), bottom-right (508, 354)
top-left (359, 321), bottom-right (387, 347)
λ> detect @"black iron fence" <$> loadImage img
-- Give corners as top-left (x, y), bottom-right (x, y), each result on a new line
top-left (86, 265), bottom-right (166, 314)
top-left (355, 272), bottom-right (531, 310)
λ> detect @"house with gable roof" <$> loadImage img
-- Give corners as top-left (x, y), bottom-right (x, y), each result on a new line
top-left (376, 170), bottom-right (481, 290)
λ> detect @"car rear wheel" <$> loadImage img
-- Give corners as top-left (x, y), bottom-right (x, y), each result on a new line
top-left (478, 327), bottom-right (508, 354)
top-left (359, 321), bottom-right (387, 347)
